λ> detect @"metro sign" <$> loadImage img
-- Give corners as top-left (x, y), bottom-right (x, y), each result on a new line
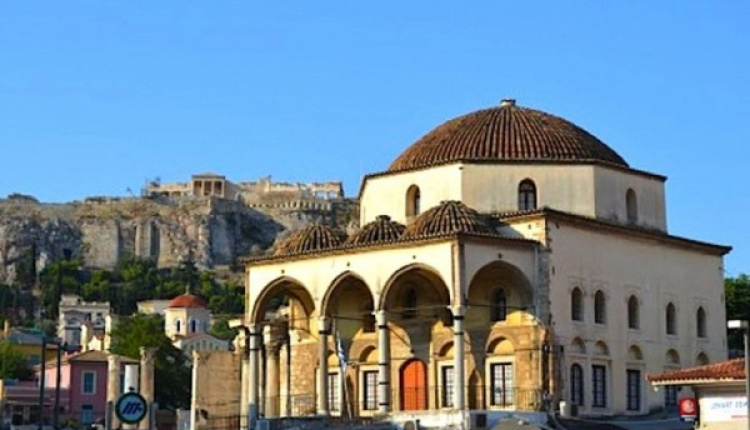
top-left (115, 392), bottom-right (149, 424)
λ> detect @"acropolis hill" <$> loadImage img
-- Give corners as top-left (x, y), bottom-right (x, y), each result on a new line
top-left (0, 173), bottom-right (358, 284)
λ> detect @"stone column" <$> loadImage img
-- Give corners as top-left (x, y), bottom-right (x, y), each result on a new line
top-left (140, 347), bottom-right (156, 404)
top-left (317, 316), bottom-right (330, 415)
top-left (452, 305), bottom-right (466, 411)
top-left (107, 355), bottom-right (121, 429)
top-left (264, 326), bottom-right (281, 418)
top-left (247, 325), bottom-right (260, 429)
top-left (375, 310), bottom-right (391, 414)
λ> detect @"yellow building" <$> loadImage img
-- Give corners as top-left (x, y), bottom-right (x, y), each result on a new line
top-left (2, 321), bottom-right (59, 367)
top-left (239, 100), bottom-right (730, 426)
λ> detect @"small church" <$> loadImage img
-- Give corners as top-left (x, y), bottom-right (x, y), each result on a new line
top-left (164, 292), bottom-right (230, 355)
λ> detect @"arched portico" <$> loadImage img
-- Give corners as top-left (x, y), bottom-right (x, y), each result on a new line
top-left (250, 276), bottom-right (316, 326)
top-left (464, 260), bottom-right (544, 411)
top-left (377, 263), bottom-right (459, 412)
top-left (320, 271), bottom-right (376, 417)
top-left (248, 276), bottom-right (317, 418)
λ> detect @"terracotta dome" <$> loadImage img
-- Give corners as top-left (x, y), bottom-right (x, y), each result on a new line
top-left (346, 215), bottom-right (406, 246)
top-left (168, 293), bottom-right (206, 309)
top-left (389, 99), bottom-right (628, 171)
top-left (403, 200), bottom-right (495, 238)
top-left (273, 224), bottom-right (345, 256)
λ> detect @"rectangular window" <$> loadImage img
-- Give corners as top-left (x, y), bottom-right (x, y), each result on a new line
top-left (362, 371), bottom-right (378, 411)
top-left (664, 385), bottom-right (679, 407)
top-left (627, 369), bottom-right (641, 411)
top-left (82, 371), bottom-right (96, 395)
top-left (490, 362), bottom-right (514, 406)
top-left (328, 373), bottom-right (341, 414)
top-left (592, 365), bottom-right (607, 407)
top-left (81, 405), bottom-right (94, 425)
top-left (441, 365), bottom-right (455, 408)
top-left (570, 364), bottom-right (584, 406)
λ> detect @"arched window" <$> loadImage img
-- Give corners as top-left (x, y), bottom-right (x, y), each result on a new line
top-left (406, 185), bottom-right (421, 218)
top-left (403, 287), bottom-right (417, 319)
top-left (570, 364), bottom-right (584, 406)
top-left (190, 319), bottom-right (198, 333)
top-left (666, 303), bottom-right (677, 335)
top-left (175, 319), bottom-right (182, 334)
top-left (571, 288), bottom-right (583, 321)
top-left (518, 179), bottom-right (537, 211)
top-left (490, 289), bottom-right (507, 322)
top-left (594, 290), bottom-right (606, 324)
top-left (628, 295), bottom-right (639, 329)
top-left (697, 307), bottom-right (707, 338)
top-left (626, 188), bottom-right (638, 224)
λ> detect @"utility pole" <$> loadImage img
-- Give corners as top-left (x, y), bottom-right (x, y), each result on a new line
top-left (37, 336), bottom-right (47, 430)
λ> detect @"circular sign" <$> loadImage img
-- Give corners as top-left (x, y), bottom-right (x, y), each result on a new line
top-left (679, 397), bottom-right (698, 419)
top-left (115, 392), bottom-right (148, 424)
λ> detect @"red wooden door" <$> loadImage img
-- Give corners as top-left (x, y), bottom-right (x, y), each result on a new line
top-left (400, 359), bottom-right (427, 410)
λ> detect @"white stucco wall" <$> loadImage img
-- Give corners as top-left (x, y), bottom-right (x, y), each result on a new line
top-left (360, 162), bottom-right (666, 232)
top-left (359, 165), bottom-right (463, 225)
top-left (592, 166), bottom-right (667, 231)
top-left (545, 220), bottom-right (727, 415)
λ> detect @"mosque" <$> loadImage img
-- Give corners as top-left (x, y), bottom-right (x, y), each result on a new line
top-left (238, 99), bottom-right (730, 423)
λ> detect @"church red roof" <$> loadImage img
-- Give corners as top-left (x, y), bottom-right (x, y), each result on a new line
top-left (167, 293), bottom-right (206, 309)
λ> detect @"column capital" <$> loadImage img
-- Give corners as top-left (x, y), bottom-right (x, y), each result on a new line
top-left (318, 315), bottom-right (331, 333)
top-left (374, 310), bottom-right (388, 326)
top-left (450, 304), bottom-right (467, 318)
top-left (247, 323), bottom-right (261, 335)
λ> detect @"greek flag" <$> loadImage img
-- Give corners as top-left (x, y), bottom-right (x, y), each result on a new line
top-left (335, 329), bottom-right (347, 372)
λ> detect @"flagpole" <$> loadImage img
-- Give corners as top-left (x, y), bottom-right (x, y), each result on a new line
top-left (335, 322), bottom-right (353, 418)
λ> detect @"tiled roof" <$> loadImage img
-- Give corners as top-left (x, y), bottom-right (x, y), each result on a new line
top-left (647, 358), bottom-right (745, 383)
top-left (388, 99), bottom-right (628, 172)
top-left (273, 224), bottom-right (346, 256)
top-left (345, 215), bottom-right (406, 246)
top-left (43, 350), bottom-right (138, 367)
top-left (403, 200), bottom-right (495, 238)
top-left (168, 293), bottom-right (207, 309)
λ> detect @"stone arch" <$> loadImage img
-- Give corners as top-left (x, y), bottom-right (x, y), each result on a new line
top-left (321, 271), bottom-right (375, 338)
top-left (570, 337), bottom-right (587, 355)
top-left (665, 349), bottom-right (681, 366)
top-left (250, 276), bottom-right (315, 325)
top-left (357, 345), bottom-right (377, 364)
top-left (487, 337), bottom-right (515, 355)
top-left (437, 341), bottom-right (454, 359)
top-left (593, 340), bottom-right (609, 357)
top-left (628, 344), bottom-right (643, 361)
top-left (379, 263), bottom-right (451, 314)
top-left (467, 260), bottom-right (534, 325)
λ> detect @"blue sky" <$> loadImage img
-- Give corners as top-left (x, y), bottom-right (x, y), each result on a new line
top-left (0, 2), bottom-right (748, 275)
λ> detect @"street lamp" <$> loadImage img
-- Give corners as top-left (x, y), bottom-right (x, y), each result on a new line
top-left (727, 319), bottom-right (750, 430)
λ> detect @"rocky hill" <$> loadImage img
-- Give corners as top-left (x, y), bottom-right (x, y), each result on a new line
top-left (0, 193), bottom-right (358, 285)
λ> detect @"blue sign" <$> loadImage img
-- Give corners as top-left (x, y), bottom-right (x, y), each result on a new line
top-left (115, 392), bottom-right (149, 424)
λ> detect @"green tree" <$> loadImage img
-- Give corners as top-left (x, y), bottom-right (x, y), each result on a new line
top-left (109, 314), bottom-right (192, 410)
top-left (725, 274), bottom-right (750, 352)
top-left (210, 317), bottom-right (238, 342)
top-left (38, 260), bottom-right (84, 319)
top-left (0, 339), bottom-right (33, 380)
